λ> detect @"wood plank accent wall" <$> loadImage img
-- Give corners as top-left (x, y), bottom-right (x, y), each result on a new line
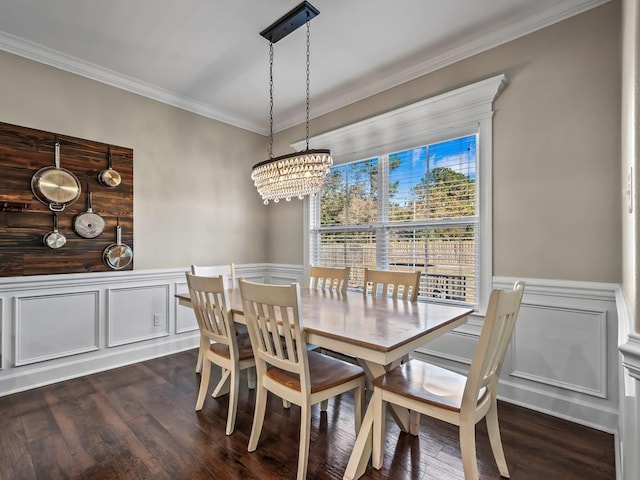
top-left (0, 122), bottom-right (133, 276)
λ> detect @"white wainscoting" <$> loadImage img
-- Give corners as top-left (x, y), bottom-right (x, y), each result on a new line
top-left (0, 264), bottom-right (270, 396)
top-left (107, 284), bottom-right (170, 347)
top-left (0, 265), bottom-right (623, 437)
top-left (15, 290), bottom-right (100, 365)
top-left (174, 280), bottom-right (195, 334)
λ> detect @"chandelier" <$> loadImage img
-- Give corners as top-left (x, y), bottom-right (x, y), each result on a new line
top-left (251, 1), bottom-right (332, 205)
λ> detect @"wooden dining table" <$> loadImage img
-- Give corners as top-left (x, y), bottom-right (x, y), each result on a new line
top-left (176, 287), bottom-right (473, 479)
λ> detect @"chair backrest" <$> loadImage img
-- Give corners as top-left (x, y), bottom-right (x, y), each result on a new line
top-left (308, 266), bottom-right (350, 294)
top-left (239, 279), bottom-right (311, 393)
top-left (363, 268), bottom-right (421, 302)
top-left (462, 281), bottom-right (525, 409)
top-left (186, 273), bottom-right (237, 352)
top-left (191, 263), bottom-right (236, 289)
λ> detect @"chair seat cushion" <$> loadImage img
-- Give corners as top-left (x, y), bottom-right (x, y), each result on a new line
top-left (373, 359), bottom-right (487, 412)
top-left (266, 350), bottom-right (364, 394)
top-left (209, 333), bottom-right (254, 361)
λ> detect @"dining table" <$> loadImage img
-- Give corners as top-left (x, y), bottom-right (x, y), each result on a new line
top-left (176, 286), bottom-right (473, 479)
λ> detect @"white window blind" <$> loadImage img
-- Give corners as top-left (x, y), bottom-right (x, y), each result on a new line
top-left (301, 74), bottom-right (507, 313)
top-left (311, 135), bottom-right (479, 307)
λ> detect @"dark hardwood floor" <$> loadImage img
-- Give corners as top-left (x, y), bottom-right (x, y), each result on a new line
top-left (0, 349), bottom-right (616, 479)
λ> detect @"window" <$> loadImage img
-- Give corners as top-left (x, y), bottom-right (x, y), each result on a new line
top-left (298, 74), bottom-right (506, 312)
top-left (309, 135), bottom-right (478, 307)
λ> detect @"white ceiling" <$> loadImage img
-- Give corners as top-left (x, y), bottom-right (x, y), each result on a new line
top-left (0, 0), bottom-right (609, 135)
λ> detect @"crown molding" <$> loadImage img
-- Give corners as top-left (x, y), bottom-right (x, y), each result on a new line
top-left (0, 1), bottom-right (611, 135)
top-left (0, 30), bottom-right (267, 134)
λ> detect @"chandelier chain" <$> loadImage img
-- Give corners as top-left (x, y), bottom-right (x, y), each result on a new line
top-left (252, 2), bottom-right (332, 205)
top-left (269, 41), bottom-right (274, 159)
top-left (305, 17), bottom-right (310, 151)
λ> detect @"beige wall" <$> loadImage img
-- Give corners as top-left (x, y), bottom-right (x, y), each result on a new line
top-left (0, 50), bottom-right (269, 270)
top-left (0, 2), bottom-right (623, 281)
top-left (270, 1), bottom-right (622, 284)
top-left (622, 0), bottom-right (640, 331)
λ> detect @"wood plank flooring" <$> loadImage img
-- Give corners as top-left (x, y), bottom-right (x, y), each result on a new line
top-left (0, 349), bottom-right (616, 479)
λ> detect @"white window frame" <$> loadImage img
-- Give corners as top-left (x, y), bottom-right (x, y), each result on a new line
top-left (295, 74), bottom-right (507, 314)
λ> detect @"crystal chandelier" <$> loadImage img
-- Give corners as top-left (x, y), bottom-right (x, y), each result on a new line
top-left (251, 1), bottom-right (332, 205)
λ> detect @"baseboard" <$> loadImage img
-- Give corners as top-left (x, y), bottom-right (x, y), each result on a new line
top-left (498, 377), bottom-right (619, 433)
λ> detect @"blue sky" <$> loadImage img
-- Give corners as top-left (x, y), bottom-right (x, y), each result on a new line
top-left (324, 134), bottom-right (476, 202)
top-left (391, 134), bottom-right (476, 202)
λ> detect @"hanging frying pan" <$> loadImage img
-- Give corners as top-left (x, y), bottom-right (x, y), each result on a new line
top-left (98, 146), bottom-right (122, 188)
top-left (31, 140), bottom-right (81, 212)
top-left (103, 219), bottom-right (133, 270)
top-left (73, 185), bottom-right (105, 239)
top-left (43, 213), bottom-right (66, 249)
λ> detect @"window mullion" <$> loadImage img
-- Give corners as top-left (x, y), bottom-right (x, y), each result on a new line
top-left (377, 154), bottom-right (389, 269)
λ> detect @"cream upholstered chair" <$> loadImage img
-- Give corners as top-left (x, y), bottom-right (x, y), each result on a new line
top-left (190, 264), bottom-right (236, 373)
top-left (186, 273), bottom-right (255, 435)
top-left (363, 268), bottom-right (421, 302)
top-left (239, 279), bottom-right (365, 480)
top-left (369, 281), bottom-right (525, 480)
top-left (308, 265), bottom-right (350, 294)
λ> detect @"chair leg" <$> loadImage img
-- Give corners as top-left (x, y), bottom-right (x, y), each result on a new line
top-left (486, 398), bottom-right (510, 478)
top-left (195, 358), bottom-right (211, 411)
top-left (459, 419), bottom-right (479, 480)
top-left (320, 399), bottom-right (329, 411)
top-left (225, 367), bottom-right (240, 436)
top-left (195, 336), bottom-right (207, 373)
top-left (297, 403), bottom-right (312, 480)
top-left (247, 367), bottom-right (256, 389)
top-left (248, 385), bottom-right (268, 452)
top-left (212, 368), bottom-right (231, 398)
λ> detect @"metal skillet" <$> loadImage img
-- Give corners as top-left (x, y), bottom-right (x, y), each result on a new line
top-left (31, 140), bottom-right (81, 212)
top-left (103, 219), bottom-right (132, 270)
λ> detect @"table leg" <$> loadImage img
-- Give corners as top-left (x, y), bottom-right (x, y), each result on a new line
top-left (359, 359), bottom-right (410, 432)
top-left (343, 397), bottom-right (374, 480)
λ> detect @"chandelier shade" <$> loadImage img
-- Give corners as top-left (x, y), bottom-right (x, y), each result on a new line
top-left (253, 1), bottom-right (332, 205)
top-left (251, 149), bottom-right (332, 204)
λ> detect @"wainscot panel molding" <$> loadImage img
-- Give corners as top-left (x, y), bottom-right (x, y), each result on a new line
top-left (174, 280), bottom-right (195, 334)
top-left (414, 276), bottom-right (620, 433)
top-left (15, 290), bottom-right (99, 366)
top-left (616, 286), bottom-right (639, 480)
top-left (263, 264), bottom-right (305, 286)
top-left (0, 264), bottom-right (269, 396)
top-left (106, 284), bottom-right (170, 347)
